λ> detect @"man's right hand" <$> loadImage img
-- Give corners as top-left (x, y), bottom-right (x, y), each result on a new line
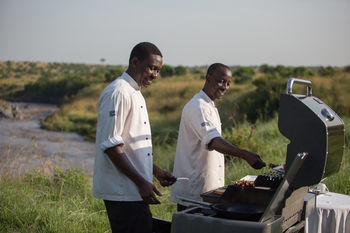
top-left (105, 146), bottom-right (162, 204)
top-left (137, 180), bottom-right (161, 204)
top-left (243, 151), bottom-right (266, 169)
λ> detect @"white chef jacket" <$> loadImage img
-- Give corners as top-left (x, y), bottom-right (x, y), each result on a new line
top-left (93, 72), bottom-right (153, 201)
top-left (170, 90), bottom-right (225, 205)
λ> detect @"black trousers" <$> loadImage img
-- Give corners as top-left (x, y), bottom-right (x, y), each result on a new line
top-left (104, 200), bottom-right (152, 233)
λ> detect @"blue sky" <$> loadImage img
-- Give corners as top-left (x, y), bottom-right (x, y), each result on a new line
top-left (1, 0), bottom-right (349, 66)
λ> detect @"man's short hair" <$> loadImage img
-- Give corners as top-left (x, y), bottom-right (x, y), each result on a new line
top-left (206, 63), bottom-right (230, 75)
top-left (129, 42), bottom-right (162, 64)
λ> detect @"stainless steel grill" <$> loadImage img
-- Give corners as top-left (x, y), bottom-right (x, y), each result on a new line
top-left (167, 78), bottom-right (345, 233)
top-left (279, 78), bottom-right (345, 188)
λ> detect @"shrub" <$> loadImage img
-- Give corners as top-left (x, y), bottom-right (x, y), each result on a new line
top-left (318, 66), bottom-right (336, 76)
top-left (104, 68), bottom-right (123, 82)
top-left (229, 74), bottom-right (287, 123)
top-left (160, 64), bottom-right (174, 77)
top-left (344, 65), bottom-right (350, 73)
top-left (174, 66), bottom-right (187, 76)
top-left (292, 66), bottom-right (314, 77)
top-left (233, 66), bottom-right (255, 83)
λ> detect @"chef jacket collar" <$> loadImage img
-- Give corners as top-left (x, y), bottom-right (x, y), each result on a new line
top-left (123, 72), bottom-right (141, 91)
top-left (199, 90), bottom-right (216, 107)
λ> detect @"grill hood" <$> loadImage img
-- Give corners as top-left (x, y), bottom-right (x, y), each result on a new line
top-left (278, 78), bottom-right (345, 188)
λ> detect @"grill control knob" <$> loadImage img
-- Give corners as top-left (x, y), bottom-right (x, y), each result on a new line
top-left (321, 108), bottom-right (334, 121)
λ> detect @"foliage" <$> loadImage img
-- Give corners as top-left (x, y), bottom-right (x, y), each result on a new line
top-left (292, 66), bottom-right (314, 77)
top-left (0, 168), bottom-right (109, 233)
top-left (232, 74), bottom-right (287, 123)
top-left (259, 64), bottom-right (314, 79)
top-left (345, 65), bottom-right (350, 73)
top-left (18, 76), bottom-right (91, 104)
top-left (318, 66), bottom-right (337, 76)
top-left (1, 117), bottom-right (349, 232)
top-left (174, 65), bottom-right (187, 76)
top-left (104, 68), bottom-right (123, 82)
top-left (160, 64), bottom-right (174, 77)
top-left (232, 66), bottom-right (255, 83)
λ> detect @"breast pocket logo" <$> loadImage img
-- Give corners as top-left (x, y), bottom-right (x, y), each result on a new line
top-left (201, 122), bottom-right (210, 127)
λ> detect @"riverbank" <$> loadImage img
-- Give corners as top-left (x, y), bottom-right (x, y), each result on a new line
top-left (0, 102), bottom-right (95, 178)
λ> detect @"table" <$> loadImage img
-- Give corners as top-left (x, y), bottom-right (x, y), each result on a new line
top-left (305, 192), bottom-right (350, 233)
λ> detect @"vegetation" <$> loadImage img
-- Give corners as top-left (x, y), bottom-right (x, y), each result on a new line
top-left (1, 60), bottom-right (350, 232)
top-left (1, 116), bottom-right (349, 232)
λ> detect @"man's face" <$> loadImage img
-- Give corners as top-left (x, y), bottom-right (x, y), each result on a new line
top-left (135, 54), bottom-right (163, 88)
top-left (206, 67), bottom-right (232, 100)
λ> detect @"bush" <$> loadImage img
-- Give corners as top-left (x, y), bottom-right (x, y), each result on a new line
top-left (104, 68), bottom-right (123, 82)
top-left (318, 66), bottom-right (336, 76)
top-left (344, 65), bottom-right (350, 73)
top-left (233, 74), bottom-right (287, 123)
top-left (233, 66), bottom-right (255, 83)
top-left (174, 66), bottom-right (187, 76)
top-left (292, 66), bottom-right (314, 77)
top-left (160, 64), bottom-right (174, 77)
top-left (20, 75), bottom-right (94, 104)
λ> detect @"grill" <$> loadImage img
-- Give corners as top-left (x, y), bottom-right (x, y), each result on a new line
top-left (167, 78), bottom-right (345, 233)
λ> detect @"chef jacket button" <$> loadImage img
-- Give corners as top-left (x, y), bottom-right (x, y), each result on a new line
top-left (141, 106), bottom-right (143, 108)
top-left (144, 122), bottom-right (146, 124)
top-left (146, 137), bottom-right (148, 140)
top-left (147, 153), bottom-right (150, 156)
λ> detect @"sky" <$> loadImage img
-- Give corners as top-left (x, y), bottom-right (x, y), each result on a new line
top-left (1, 0), bottom-right (349, 67)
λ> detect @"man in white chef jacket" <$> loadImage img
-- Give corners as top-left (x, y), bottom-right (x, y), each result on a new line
top-left (93, 42), bottom-right (176, 233)
top-left (171, 63), bottom-right (266, 210)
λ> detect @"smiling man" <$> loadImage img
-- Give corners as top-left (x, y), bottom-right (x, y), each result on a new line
top-left (170, 63), bottom-right (266, 210)
top-left (93, 42), bottom-right (176, 233)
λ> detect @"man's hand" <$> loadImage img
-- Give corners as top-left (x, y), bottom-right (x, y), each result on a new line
top-left (105, 146), bottom-right (162, 204)
top-left (153, 164), bottom-right (176, 187)
top-left (137, 179), bottom-right (162, 204)
top-left (242, 151), bottom-right (266, 169)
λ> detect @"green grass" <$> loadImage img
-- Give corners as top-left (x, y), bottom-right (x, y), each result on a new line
top-left (1, 62), bottom-right (350, 231)
top-left (1, 116), bottom-right (349, 232)
top-left (0, 169), bottom-right (109, 233)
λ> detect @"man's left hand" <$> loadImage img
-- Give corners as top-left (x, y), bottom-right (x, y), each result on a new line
top-left (154, 165), bottom-right (176, 186)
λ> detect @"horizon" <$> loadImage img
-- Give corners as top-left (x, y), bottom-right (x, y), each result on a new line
top-left (1, 59), bottom-right (348, 68)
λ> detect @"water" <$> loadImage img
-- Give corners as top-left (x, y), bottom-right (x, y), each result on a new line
top-left (0, 102), bottom-right (95, 178)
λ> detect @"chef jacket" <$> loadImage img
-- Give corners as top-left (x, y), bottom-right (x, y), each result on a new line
top-left (93, 72), bottom-right (153, 201)
top-left (170, 90), bottom-right (225, 205)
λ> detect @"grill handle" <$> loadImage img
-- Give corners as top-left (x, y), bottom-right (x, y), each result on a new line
top-left (286, 78), bottom-right (312, 96)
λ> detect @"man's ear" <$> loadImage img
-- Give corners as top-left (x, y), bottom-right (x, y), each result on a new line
top-left (206, 73), bottom-right (211, 81)
top-left (130, 57), bottom-right (139, 68)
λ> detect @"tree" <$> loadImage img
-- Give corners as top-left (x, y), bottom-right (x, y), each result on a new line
top-left (105, 68), bottom-right (123, 82)
top-left (275, 65), bottom-right (292, 78)
top-left (160, 64), bottom-right (174, 77)
top-left (319, 66), bottom-right (336, 76)
top-left (259, 64), bottom-right (274, 74)
top-left (174, 65), bottom-right (187, 76)
top-left (292, 66), bottom-right (314, 77)
top-left (344, 65), bottom-right (350, 73)
top-left (233, 66), bottom-right (255, 83)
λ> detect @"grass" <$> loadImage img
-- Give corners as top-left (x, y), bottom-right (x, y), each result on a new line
top-left (1, 63), bottom-right (350, 232)
top-left (1, 116), bottom-right (349, 232)
top-left (0, 169), bottom-right (109, 233)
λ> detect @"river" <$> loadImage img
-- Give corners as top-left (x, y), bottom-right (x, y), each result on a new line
top-left (0, 102), bottom-right (95, 178)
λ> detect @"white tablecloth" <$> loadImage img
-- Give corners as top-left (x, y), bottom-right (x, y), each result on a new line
top-left (306, 192), bottom-right (350, 233)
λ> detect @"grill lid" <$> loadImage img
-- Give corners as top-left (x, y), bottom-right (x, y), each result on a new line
top-left (278, 78), bottom-right (345, 188)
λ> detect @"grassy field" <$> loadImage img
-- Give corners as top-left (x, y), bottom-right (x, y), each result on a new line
top-left (1, 61), bottom-right (350, 232)
top-left (1, 116), bottom-right (349, 232)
